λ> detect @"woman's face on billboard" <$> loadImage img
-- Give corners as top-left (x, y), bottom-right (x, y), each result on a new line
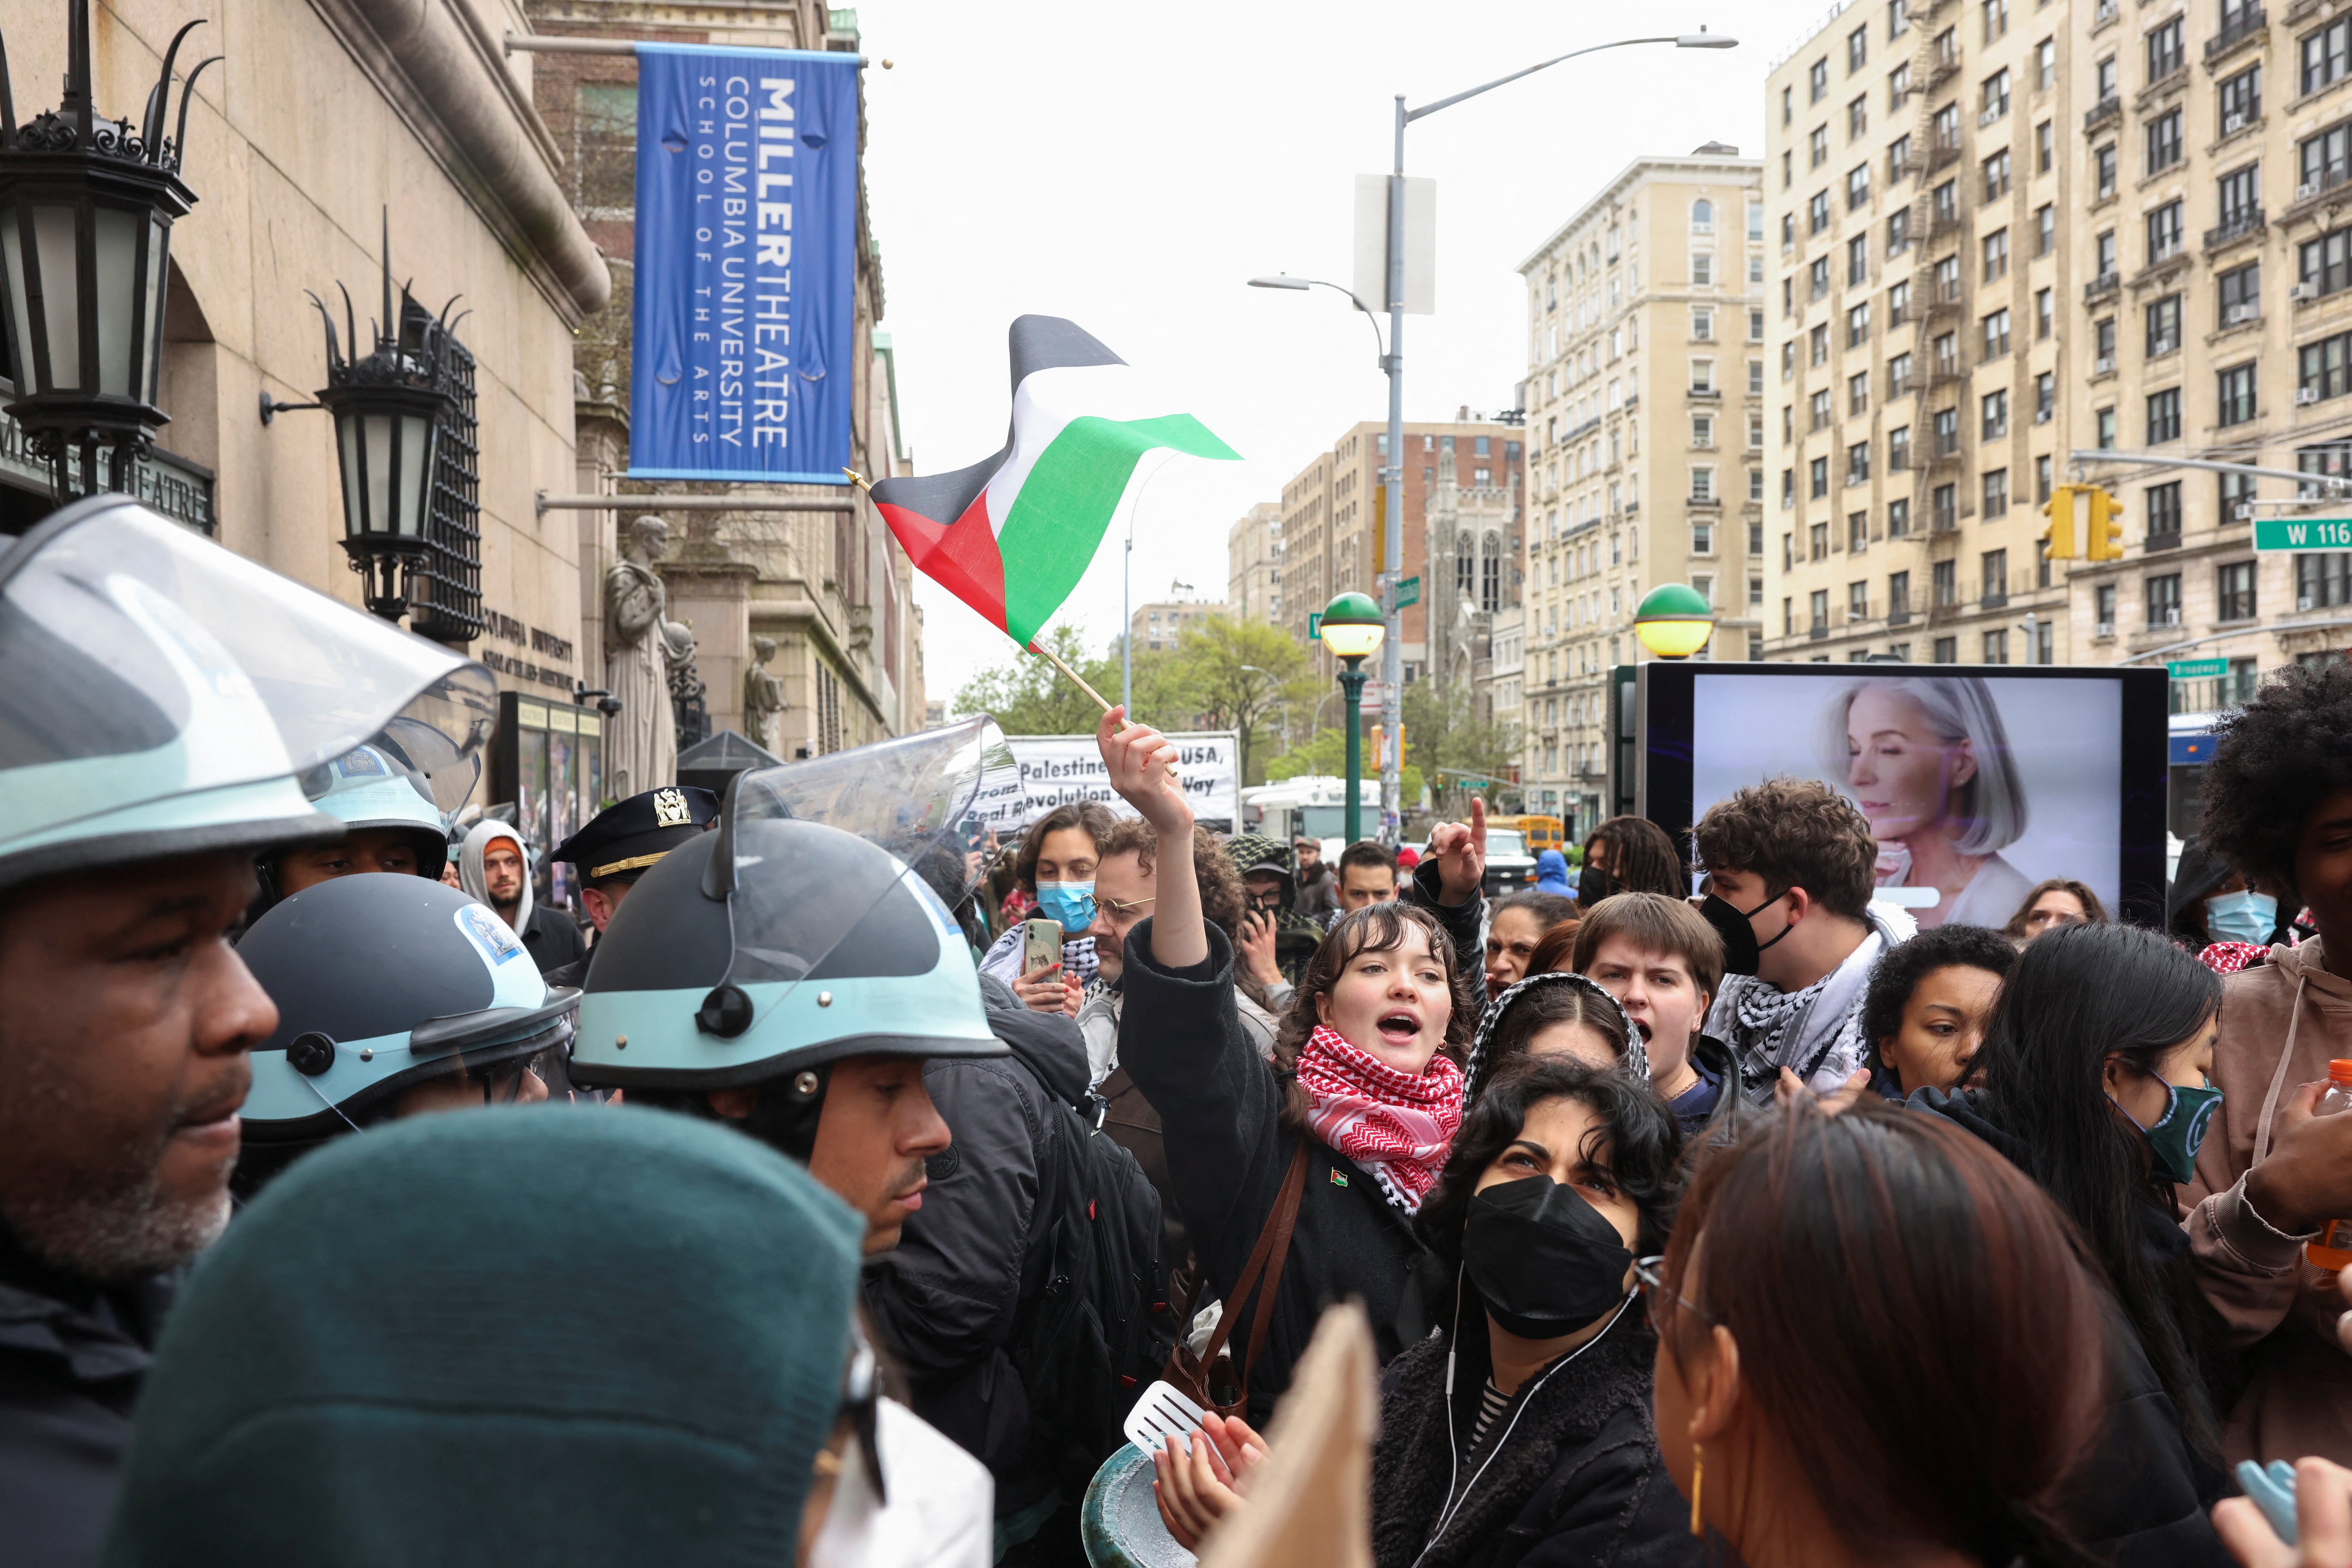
top-left (1845, 686), bottom-right (1976, 843)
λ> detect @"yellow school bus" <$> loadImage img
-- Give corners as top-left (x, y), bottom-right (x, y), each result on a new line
top-left (1492, 815), bottom-right (1566, 855)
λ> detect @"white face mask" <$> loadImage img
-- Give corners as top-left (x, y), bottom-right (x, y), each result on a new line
top-left (805, 1400), bottom-right (994, 1568)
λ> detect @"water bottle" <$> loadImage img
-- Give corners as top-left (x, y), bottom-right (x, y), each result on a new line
top-left (2304, 1060), bottom-right (2352, 1272)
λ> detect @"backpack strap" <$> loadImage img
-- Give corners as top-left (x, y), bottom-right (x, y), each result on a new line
top-left (1195, 1140), bottom-right (1311, 1396)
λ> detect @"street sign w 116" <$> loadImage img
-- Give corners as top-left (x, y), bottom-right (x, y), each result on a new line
top-left (2255, 518), bottom-right (2352, 550)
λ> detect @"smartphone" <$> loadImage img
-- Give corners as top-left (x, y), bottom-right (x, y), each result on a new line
top-left (1021, 917), bottom-right (1064, 977)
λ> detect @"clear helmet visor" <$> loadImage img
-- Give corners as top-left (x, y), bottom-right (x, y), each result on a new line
top-left (0, 496), bottom-right (495, 881)
top-left (706, 715), bottom-right (1022, 1028)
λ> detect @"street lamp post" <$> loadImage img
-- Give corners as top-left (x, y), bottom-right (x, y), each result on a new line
top-left (1254, 28), bottom-right (1734, 842)
top-left (0, 2), bottom-right (218, 500)
top-left (1319, 592), bottom-right (1386, 844)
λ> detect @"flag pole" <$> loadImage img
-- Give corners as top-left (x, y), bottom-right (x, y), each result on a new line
top-left (846, 468), bottom-right (1125, 723)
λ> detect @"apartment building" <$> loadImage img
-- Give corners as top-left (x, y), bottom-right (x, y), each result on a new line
top-left (1276, 419), bottom-right (1525, 682)
top-left (1130, 599), bottom-right (1229, 655)
top-left (2061, 0), bottom-right (2352, 703)
top-left (1764, 0), bottom-right (2075, 667)
top-left (1517, 148), bottom-right (1765, 834)
top-left (1226, 502), bottom-right (1285, 628)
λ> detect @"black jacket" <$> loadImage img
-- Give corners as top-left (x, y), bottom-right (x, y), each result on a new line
top-left (862, 977), bottom-right (1091, 1518)
top-left (1909, 1087), bottom-right (2231, 1568)
top-left (0, 1226), bottom-right (176, 1568)
top-left (1408, 859), bottom-right (1489, 987)
top-left (1373, 1308), bottom-right (1701, 1568)
top-left (518, 902), bottom-right (586, 979)
top-left (1120, 917), bottom-right (1462, 1423)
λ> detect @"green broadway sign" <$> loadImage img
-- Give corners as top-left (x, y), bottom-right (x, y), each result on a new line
top-left (2255, 518), bottom-right (2352, 551)
top-left (2167, 657), bottom-right (2230, 679)
top-left (1394, 575), bottom-right (1421, 609)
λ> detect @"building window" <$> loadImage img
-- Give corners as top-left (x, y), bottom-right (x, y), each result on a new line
top-left (2148, 15), bottom-right (2185, 80)
top-left (1847, 164), bottom-right (1872, 211)
top-left (2218, 362), bottom-right (2258, 426)
top-left (1891, 0), bottom-right (1910, 39)
top-left (1693, 466), bottom-right (1716, 500)
top-left (2297, 551), bottom-right (2352, 608)
top-left (1848, 302), bottom-right (1871, 347)
top-left (2036, 287), bottom-right (2054, 340)
top-left (1849, 580), bottom-right (1870, 622)
top-left (2147, 480), bottom-right (2184, 543)
top-left (2036, 454), bottom-right (2054, 505)
top-left (2300, 121), bottom-right (2352, 196)
top-left (2219, 163), bottom-right (2262, 236)
top-left (1693, 307), bottom-right (1715, 340)
top-left (2222, 469), bottom-right (2257, 523)
top-left (2219, 560), bottom-right (2259, 621)
top-left (1693, 521), bottom-right (1715, 555)
top-left (2098, 408), bottom-right (2118, 447)
top-left (1984, 468), bottom-right (2012, 518)
top-left (1750, 307), bottom-right (1766, 343)
top-left (1811, 323), bottom-right (1831, 365)
top-left (1811, 257), bottom-right (1832, 300)
top-left (2148, 387), bottom-right (2183, 443)
top-left (1983, 389), bottom-right (2009, 440)
top-left (1850, 96), bottom-right (1870, 142)
top-left (1811, 389), bottom-right (1834, 430)
top-left (1890, 570), bottom-right (1912, 616)
top-left (573, 83), bottom-right (639, 215)
top-left (2148, 200), bottom-right (2185, 264)
top-left (1887, 206), bottom-right (1912, 260)
top-left (2148, 572), bottom-right (2184, 627)
top-left (1984, 0), bottom-right (2009, 41)
top-left (1692, 253), bottom-right (1715, 287)
top-left (2220, 66), bottom-right (2263, 135)
top-left (1983, 629), bottom-right (2011, 664)
top-left (1811, 456), bottom-right (1831, 498)
top-left (1933, 637), bottom-right (1958, 664)
top-left (2036, 372), bottom-right (2056, 421)
top-left (1890, 352), bottom-right (1914, 397)
top-left (1810, 190), bottom-right (1832, 234)
top-left (1850, 370), bottom-right (1871, 416)
top-left (1934, 482), bottom-right (1959, 531)
top-left (2301, 441), bottom-right (2352, 496)
top-left (1811, 521), bottom-right (1831, 560)
top-left (1934, 406), bottom-right (1960, 458)
top-left (2220, 260), bottom-right (2263, 325)
top-left (2147, 293), bottom-right (2182, 356)
top-left (2036, 203), bottom-right (2056, 255)
top-left (1982, 67), bottom-right (2010, 122)
top-left (1812, 56), bottom-right (1831, 102)
top-left (1890, 497), bottom-right (1912, 536)
top-left (2098, 54), bottom-right (2120, 100)
top-left (2147, 109), bottom-right (2183, 176)
top-left (2304, 15), bottom-right (2352, 98)
top-left (2097, 144), bottom-right (2119, 200)
top-left (1983, 308), bottom-right (2012, 360)
top-left (2300, 330), bottom-right (2352, 401)
top-left (1933, 559), bottom-right (1959, 606)
top-left (1850, 511), bottom-right (1870, 553)
top-left (1848, 233), bottom-right (1870, 287)
top-left (1983, 227), bottom-right (2009, 281)
top-left (1890, 423), bottom-right (1912, 470)
top-left (2303, 229), bottom-right (2352, 301)
top-left (2096, 583), bottom-right (2118, 632)
top-left (1889, 278), bottom-right (1912, 325)
top-left (1983, 148), bottom-right (2012, 203)
top-left (1848, 442), bottom-right (1873, 484)
top-left (2036, 119), bottom-right (2054, 174)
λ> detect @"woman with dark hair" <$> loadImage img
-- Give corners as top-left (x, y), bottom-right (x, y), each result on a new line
top-left (2005, 877), bottom-right (2113, 945)
top-left (1857, 921), bottom-right (2016, 1098)
top-left (1648, 1101), bottom-right (2113, 1568)
top-left (1155, 1057), bottom-right (1699, 1567)
top-left (1100, 709), bottom-right (1489, 1417)
top-left (1577, 817), bottom-right (1685, 904)
top-left (1912, 921), bottom-right (2235, 1563)
top-left (978, 799), bottom-right (1118, 1011)
top-left (1463, 971), bottom-right (1646, 1106)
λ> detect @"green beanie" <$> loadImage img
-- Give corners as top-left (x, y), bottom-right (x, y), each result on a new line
top-left (102, 1106), bottom-right (864, 1566)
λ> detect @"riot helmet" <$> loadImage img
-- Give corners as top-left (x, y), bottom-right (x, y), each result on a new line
top-left (235, 874), bottom-right (579, 1191)
top-left (0, 494), bottom-right (495, 893)
top-left (570, 718), bottom-right (1016, 1157)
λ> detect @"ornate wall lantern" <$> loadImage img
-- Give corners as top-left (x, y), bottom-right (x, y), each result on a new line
top-left (0, 2), bottom-right (216, 498)
top-left (301, 227), bottom-right (458, 622)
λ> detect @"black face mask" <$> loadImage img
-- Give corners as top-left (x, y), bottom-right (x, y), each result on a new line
top-left (1575, 863), bottom-right (1620, 905)
top-left (1460, 1175), bottom-right (1634, 1340)
top-left (1699, 889), bottom-right (1792, 977)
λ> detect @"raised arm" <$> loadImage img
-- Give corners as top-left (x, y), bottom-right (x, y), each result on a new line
top-left (1098, 707), bottom-right (1204, 969)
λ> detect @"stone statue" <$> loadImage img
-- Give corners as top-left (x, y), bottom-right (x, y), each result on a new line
top-left (605, 516), bottom-right (697, 799)
top-left (742, 635), bottom-right (786, 753)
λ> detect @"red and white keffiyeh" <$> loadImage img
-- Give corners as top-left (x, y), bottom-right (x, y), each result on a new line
top-left (1295, 1024), bottom-right (1464, 1214)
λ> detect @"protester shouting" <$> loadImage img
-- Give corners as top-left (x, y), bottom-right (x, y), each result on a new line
top-left (1857, 921), bottom-right (2015, 1098)
top-left (2187, 661), bottom-right (2352, 1466)
top-left (1649, 1102), bottom-right (2112, 1568)
top-left (1153, 1057), bottom-right (1699, 1568)
top-left (1694, 778), bottom-right (1916, 1104)
top-left (1485, 890), bottom-right (1578, 1001)
top-left (1914, 921), bottom-right (2234, 1563)
top-left (1569, 893), bottom-right (1742, 1140)
top-left (1463, 972), bottom-right (1646, 1104)
top-left (1103, 706), bottom-right (1485, 1417)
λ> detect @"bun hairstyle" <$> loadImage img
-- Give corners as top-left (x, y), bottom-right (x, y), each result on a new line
top-left (1656, 1101), bottom-right (2108, 1567)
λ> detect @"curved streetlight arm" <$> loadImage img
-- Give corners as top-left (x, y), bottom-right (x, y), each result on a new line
top-left (1405, 32), bottom-right (1734, 124)
top-left (1247, 275), bottom-right (1388, 369)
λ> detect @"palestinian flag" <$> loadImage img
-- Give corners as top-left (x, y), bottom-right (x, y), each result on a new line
top-left (871, 316), bottom-right (1240, 647)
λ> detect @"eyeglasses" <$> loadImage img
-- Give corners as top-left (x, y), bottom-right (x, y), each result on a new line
top-left (1633, 1255), bottom-right (1717, 1329)
top-left (1098, 894), bottom-right (1156, 918)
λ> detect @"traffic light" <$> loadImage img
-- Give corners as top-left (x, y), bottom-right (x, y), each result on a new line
top-left (2041, 483), bottom-right (2083, 560)
top-left (2085, 485), bottom-right (2126, 561)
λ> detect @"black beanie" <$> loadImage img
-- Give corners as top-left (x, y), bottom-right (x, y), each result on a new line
top-left (103, 1105), bottom-right (863, 1566)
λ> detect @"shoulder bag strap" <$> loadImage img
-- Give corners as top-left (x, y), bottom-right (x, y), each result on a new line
top-left (1233, 1140), bottom-right (1312, 1396)
top-left (1195, 1140), bottom-right (1312, 1376)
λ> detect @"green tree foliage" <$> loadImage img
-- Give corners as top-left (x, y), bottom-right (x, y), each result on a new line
top-left (1165, 617), bottom-right (1320, 786)
top-left (1263, 726), bottom-right (1424, 808)
top-left (948, 625), bottom-right (1120, 736)
top-left (1402, 679), bottom-right (1522, 819)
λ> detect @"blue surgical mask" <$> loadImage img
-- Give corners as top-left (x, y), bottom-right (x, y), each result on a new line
top-left (2204, 888), bottom-right (2278, 946)
top-left (1034, 881), bottom-right (1096, 931)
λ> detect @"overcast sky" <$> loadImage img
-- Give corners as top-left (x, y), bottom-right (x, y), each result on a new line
top-left (860, 0), bottom-right (1844, 707)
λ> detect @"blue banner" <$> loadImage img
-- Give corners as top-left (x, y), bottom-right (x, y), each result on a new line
top-left (629, 45), bottom-right (858, 482)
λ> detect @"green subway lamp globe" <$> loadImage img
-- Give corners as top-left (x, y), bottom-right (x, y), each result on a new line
top-left (1633, 583), bottom-right (1715, 659)
top-left (1318, 591), bottom-right (1386, 661)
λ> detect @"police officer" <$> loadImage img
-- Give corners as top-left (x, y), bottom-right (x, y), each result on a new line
top-left (567, 796), bottom-right (1007, 1255)
top-left (0, 495), bottom-right (495, 1566)
top-left (269, 725), bottom-right (462, 897)
top-left (539, 785), bottom-right (720, 989)
top-left (231, 874), bottom-right (584, 1195)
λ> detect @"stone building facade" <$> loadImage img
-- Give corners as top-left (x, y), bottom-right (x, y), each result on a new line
top-left (3, 0), bottom-right (607, 715)
top-left (522, 0), bottom-right (924, 756)
top-left (1517, 148), bottom-right (1764, 833)
top-left (1226, 500), bottom-right (1284, 628)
